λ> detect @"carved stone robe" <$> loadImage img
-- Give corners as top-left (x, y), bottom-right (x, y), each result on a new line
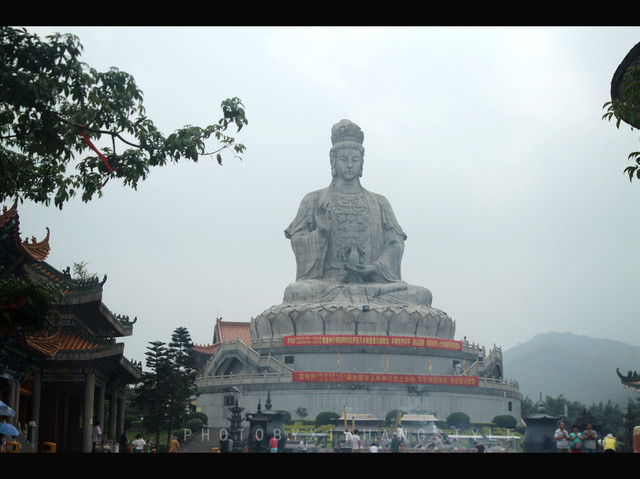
top-left (283, 183), bottom-right (434, 306)
top-left (285, 183), bottom-right (406, 284)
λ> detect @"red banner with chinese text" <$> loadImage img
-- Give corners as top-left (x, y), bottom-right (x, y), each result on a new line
top-left (292, 371), bottom-right (479, 387)
top-left (284, 334), bottom-right (461, 351)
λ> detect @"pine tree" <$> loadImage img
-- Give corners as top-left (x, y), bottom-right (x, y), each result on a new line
top-left (132, 328), bottom-right (198, 449)
top-left (133, 340), bottom-right (172, 447)
top-left (165, 327), bottom-right (197, 445)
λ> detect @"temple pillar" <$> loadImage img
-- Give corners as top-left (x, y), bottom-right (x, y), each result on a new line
top-left (30, 370), bottom-right (41, 451)
top-left (95, 380), bottom-right (105, 436)
top-left (82, 369), bottom-right (95, 453)
top-left (117, 389), bottom-right (126, 439)
top-left (108, 387), bottom-right (118, 442)
top-left (9, 380), bottom-right (19, 426)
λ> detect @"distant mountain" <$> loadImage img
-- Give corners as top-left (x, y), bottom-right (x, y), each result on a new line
top-left (502, 332), bottom-right (639, 406)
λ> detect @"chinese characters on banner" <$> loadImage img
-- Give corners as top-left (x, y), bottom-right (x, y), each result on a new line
top-left (292, 371), bottom-right (479, 387)
top-left (285, 334), bottom-right (478, 386)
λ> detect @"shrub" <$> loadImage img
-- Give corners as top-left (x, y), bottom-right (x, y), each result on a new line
top-left (385, 410), bottom-right (406, 426)
top-left (446, 412), bottom-right (470, 430)
top-left (186, 411), bottom-right (208, 426)
top-left (131, 420), bottom-right (143, 430)
top-left (315, 411), bottom-right (340, 426)
top-left (185, 418), bottom-right (204, 434)
top-left (123, 415), bottom-right (138, 430)
top-left (492, 415), bottom-right (517, 429)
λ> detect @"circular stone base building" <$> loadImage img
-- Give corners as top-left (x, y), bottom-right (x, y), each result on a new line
top-left (196, 312), bottom-right (521, 430)
top-left (195, 120), bottom-right (521, 435)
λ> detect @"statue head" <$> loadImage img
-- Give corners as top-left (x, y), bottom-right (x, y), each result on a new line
top-left (329, 119), bottom-right (365, 178)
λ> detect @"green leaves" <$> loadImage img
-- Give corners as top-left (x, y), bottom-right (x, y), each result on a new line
top-left (604, 64), bottom-right (640, 183)
top-left (623, 151), bottom-right (640, 182)
top-left (0, 277), bottom-right (63, 337)
top-left (0, 27), bottom-right (248, 209)
top-left (133, 328), bottom-right (198, 445)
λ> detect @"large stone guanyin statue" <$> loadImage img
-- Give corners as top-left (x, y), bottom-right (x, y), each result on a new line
top-left (250, 120), bottom-right (455, 340)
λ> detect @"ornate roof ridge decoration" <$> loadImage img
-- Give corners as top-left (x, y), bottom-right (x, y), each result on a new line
top-left (114, 313), bottom-right (137, 329)
top-left (21, 227), bottom-right (50, 262)
top-left (60, 264), bottom-right (107, 290)
top-left (0, 199), bottom-right (20, 228)
top-left (0, 199), bottom-right (51, 264)
top-left (616, 368), bottom-right (640, 391)
top-left (215, 319), bottom-right (251, 326)
top-left (29, 261), bottom-right (107, 295)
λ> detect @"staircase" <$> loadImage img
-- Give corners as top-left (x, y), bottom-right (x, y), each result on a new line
top-left (179, 427), bottom-right (240, 453)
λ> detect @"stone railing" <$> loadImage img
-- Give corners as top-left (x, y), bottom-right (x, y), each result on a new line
top-left (252, 337), bottom-right (285, 349)
top-left (478, 376), bottom-right (520, 392)
top-left (196, 371), bottom-right (293, 388)
top-left (202, 339), bottom-right (293, 378)
top-left (460, 343), bottom-right (502, 376)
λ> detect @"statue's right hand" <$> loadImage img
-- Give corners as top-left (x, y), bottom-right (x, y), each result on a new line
top-left (316, 202), bottom-right (331, 234)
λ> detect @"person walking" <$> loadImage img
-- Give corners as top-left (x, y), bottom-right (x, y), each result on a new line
top-left (219, 435), bottom-right (229, 453)
top-left (269, 435), bottom-right (279, 453)
top-left (389, 433), bottom-right (402, 453)
top-left (169, 435), bottom-right (180, 453)
top-left (132, 434), bottom-right (145, 453)
top-left (351, 429), bottom-right (362, 452)
top-left (92, 421), bottom-right (102, 452)
top-left (118, 429), bottom-right (129, 453)
top-left (474, 441), bottom-right (486, 453)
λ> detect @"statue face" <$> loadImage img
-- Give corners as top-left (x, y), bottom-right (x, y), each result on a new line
top-left (335, 148), bottom-right (363, 181)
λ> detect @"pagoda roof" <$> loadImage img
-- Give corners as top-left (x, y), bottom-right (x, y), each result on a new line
top-left (20, 325), bottom-right (64, 358)
top-left (400, 414), bottom-right (439, 423)
top-left (36, 327), bottom-right (142, 383)
top-left (21, 326), bottom-right (123, 358)
top-left (0, 202), bottom-right (141, 384)
top-left (24, 261), bottom-right (134, 338)
top-left (192, 318), bottom-right (252, 372)
top-left (213, 317), bottom-right (252, 344)
top-left (193, 318), bottom-right (251, 358)
top-left (0, 200), bottom-right (51, 275)
top-left (1, 201), bottom-right (135, 340)
top-left (338, 413), bottom-right (380, 421)
top-left (192, 343), bottom-right (220, 355)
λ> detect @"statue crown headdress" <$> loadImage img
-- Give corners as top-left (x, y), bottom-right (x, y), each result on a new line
top-left (331, 119), bottom-right (364, 146)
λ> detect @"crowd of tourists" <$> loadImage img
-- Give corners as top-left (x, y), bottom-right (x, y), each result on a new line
top-left (554, 420), bottom-right (617, 453)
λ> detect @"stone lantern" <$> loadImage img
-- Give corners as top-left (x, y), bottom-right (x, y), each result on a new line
top-left (522, 398), bottom-right (560, 453)
top-left (244, 390), bottom-right (287, 453)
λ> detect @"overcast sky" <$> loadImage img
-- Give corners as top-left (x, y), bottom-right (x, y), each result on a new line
top-left (14, 26), bottom-right (640, 375)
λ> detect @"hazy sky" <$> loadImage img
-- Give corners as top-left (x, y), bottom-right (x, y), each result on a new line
top-left (14, 27), bottom-right (640, 375)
